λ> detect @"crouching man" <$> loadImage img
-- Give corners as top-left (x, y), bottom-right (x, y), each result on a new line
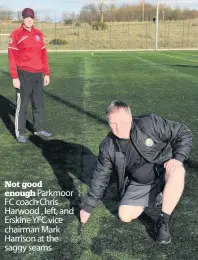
top-left (80, 101), bottom-right (192, 245)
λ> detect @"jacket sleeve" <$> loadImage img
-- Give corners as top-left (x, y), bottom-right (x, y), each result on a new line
top-left (8, 32), bottom-right (19, 79)
top-left (152, 114), bottom-right (192, 162)
top-left (40, 33), bottom-right (50, 76)
top-left (82, 141), bottom-right (113, 213)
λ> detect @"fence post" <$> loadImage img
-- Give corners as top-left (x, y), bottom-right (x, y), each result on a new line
top-left (164, 19), bottom-right (166, 48)
top-left (145, 20), bottom-right (148, 49)
top-left (167, 21), bottom-right (170, 49)
top-left (182, 20), bottom-right (185, 48)
top-left (155, 0), bottom-right (160, 51)
top-left (54, 11), bottom-right (57, 51)
top-left (110, 21), bottom-right (112, 49)
top-left (128, 20), bottom-right (129, 49)
top-left (188, 20), bottom-right (190, 48)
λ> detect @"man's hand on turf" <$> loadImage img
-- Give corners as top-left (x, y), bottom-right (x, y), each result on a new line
top-left (80, 209), bottom-right (91, 224)
top-left (164, 159), bottom-right (183, 172)
top-left (44, 75), bottom-right (50, 86)
top-left (13, 78), bottom-right (20, 89)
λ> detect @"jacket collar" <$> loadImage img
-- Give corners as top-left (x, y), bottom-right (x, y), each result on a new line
top-left (112, 136), bottom-right (123, 152)
top-left (20, 24), bottom-right (36, 33)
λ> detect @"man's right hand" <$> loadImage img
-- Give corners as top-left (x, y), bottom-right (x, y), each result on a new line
top-left (13, 78), bottom-right (20, 89)
top-left (80, 209), bottom-right (91, 224)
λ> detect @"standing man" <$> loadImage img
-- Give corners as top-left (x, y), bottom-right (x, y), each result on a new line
top-left (80, 101), bottom-right (192, 245)
top-left (8, 8), bottom-right (52, 143)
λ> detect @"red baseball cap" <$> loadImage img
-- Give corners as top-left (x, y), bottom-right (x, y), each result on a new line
top-left (22, 8), bottom-right (35, 19)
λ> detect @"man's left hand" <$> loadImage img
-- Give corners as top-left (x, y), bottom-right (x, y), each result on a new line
top-left (164, 159), bottom-right (183, 172)
top-left (44, 75), bottom-right (50, 86)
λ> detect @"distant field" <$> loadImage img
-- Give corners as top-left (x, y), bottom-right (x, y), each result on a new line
top-left (0, 51), bottom-right (198, 260)
top-left (0, 19), bottom-right (198, 50)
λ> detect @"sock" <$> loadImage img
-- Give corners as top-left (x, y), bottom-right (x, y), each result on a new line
top-left (159, 211), bottom-right (171, 224)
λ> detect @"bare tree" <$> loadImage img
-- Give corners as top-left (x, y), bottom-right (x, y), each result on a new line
top-left (62, 11), bottom-right (78, 25)
top-left (79, 2), bottom-right (198, 23)
top-left (62, 12), bottom-right (70, 21)
top-left (0, 7), bottom-right (14, 21)
top-left (96, 0), bottom-right (105, 22)
top-left (79, 1), bottom-right (108, 23)
top-left (79, 4), bottom-right (98, 24)
top-left (16, 11), bottom-right (22, 21)
top-left (44, 16), bottom-right (52, 22)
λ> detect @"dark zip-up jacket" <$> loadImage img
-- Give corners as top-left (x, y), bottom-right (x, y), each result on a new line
top-left (82, 114), bottom-right (192, 213)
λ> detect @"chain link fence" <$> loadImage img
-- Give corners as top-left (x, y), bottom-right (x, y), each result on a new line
top-left (0, 10), bottom-right (198, 50)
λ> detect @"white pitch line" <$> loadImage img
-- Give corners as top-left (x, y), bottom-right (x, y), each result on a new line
top-left (156, 52), bottom-right (198, 63)
top-left (171, 51), bottom-right (198, 58)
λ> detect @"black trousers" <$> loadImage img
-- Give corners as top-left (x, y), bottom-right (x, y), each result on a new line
top-left (15, 69), bottom-right (44, 136)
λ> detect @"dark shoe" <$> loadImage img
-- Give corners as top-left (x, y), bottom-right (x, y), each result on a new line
top-left (16, 135), bottom-right (27, 143)
top-left (34, 130), bottom-right (52, 137)
top-left (156, 218), bottom-right (171, 245)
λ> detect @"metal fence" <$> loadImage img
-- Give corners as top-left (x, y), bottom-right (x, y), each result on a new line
top-left (0, 11), bottom-right (198, 50)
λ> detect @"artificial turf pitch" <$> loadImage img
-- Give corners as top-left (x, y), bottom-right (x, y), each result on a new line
top-left (0, 51), bottom-right (198, 260)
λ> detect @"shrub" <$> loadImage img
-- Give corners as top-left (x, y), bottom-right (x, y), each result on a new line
top-left (75, 22), bottom-right (81, 27)
top-left (64, 19), bottom-right (73, 25)
top-left (68, 32), bottom-right (79, 36)
top-left (92, 21), bottom-right (108, 31)
top-left (49, 39), bottom-right (68, 45)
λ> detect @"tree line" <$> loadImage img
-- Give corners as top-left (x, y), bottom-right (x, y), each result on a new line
top-left (0, 2), bottom-right (198, 23)
top-left (78, 3), bottom-right (198, 24)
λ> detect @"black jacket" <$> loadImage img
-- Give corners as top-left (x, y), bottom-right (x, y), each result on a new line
top-left (82, 114), bottom-right (192, 213)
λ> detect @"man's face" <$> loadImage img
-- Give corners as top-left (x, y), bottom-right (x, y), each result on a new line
top-left (23, 17), bottom-right (34, 28)
top-left (108, 108), bottom-right (132, 139)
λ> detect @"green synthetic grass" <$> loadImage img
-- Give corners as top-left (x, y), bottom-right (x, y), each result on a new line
top-left (0, 51), bottom-right (198, 260)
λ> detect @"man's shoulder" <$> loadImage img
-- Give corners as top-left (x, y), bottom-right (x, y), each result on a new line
top-left (133, 114), bottom-right (161, 135)
top-left (10, 27), bottom-right (22, 36)
top-left (100, 132), bottom-right (113, 145)
top-left (99, 132), bottom-right (114, 150)
top-left (133, 114), bottom-right (157, 125)
top-left (98, 133), bottom-right (115, 159)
